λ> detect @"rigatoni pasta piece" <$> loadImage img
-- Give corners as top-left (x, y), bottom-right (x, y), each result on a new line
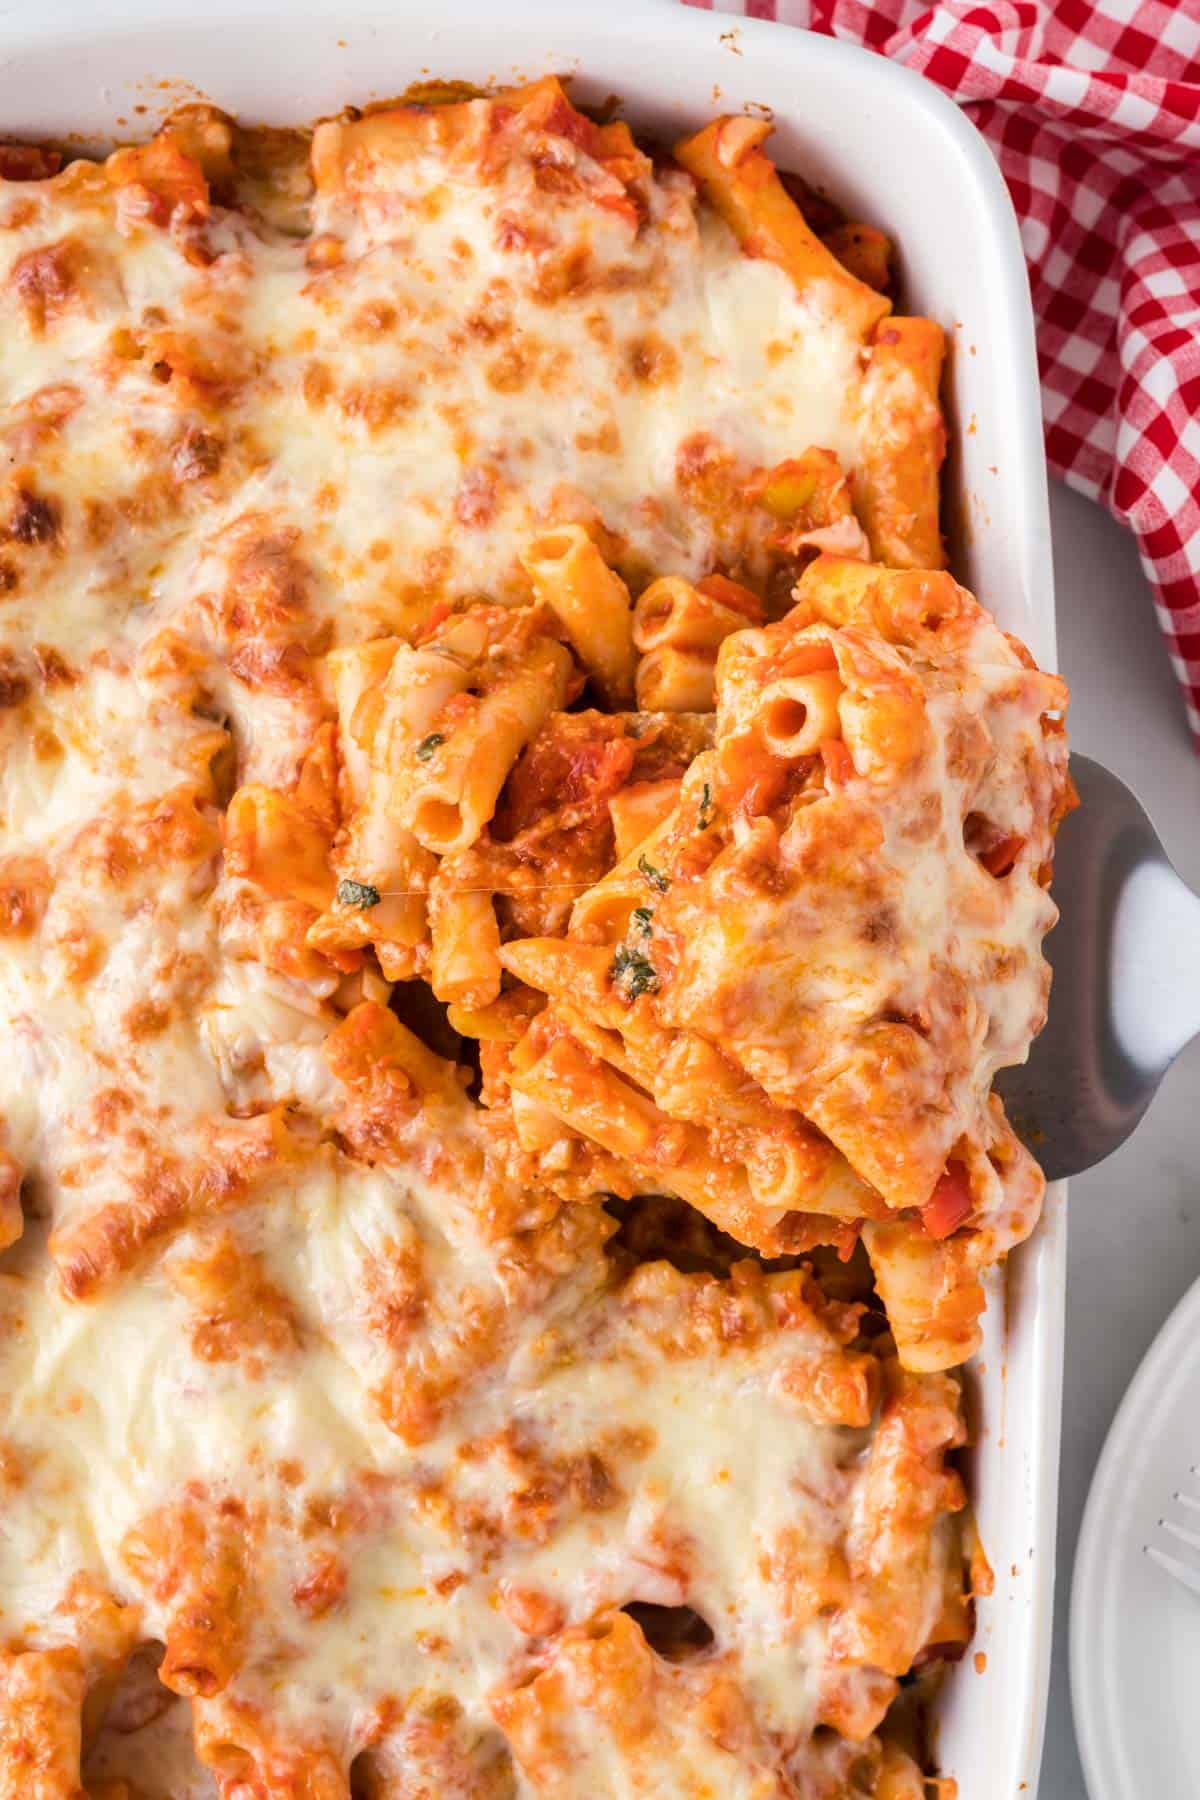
top-left (321, 997), bottom-right (515, 1191)
top-left (324, 999), bottom-right (464, 1116)
top-left (122, 1495), bottom-right (253, 1699)
top-left (0, 1574), bottom-right (143, 1800)
top-left (634, 646), bottom-right (717, 713)
top-left (760, 690), bottom-right (844, 761)
top-left (832, 1361), bottom-right (967, 1678)
top-left (312, 98), bottom-right (475, 195)
top-left (633, 572), bottom-right (762, 712)
top-left (308, 75), bottom-right (616, 205)
top-left (371, 612), bottom-right (577, 858)
top-left (0, 1648), bottom-right (85, 1800)
top-left (445, 989), bottom-right (539, 1044)
top-left (193, 1697), bottom-right (350, 1800)
top-left (402, 637), bottom-right (574, 854)
top-left (521, 525), bottom-right (636, 705)
top-left (674, 116), bottom-right (891, 340)
top-left (223, 722), bottom-right (341, 952)
top-left (618, 1256), bottom-right (881, 1421)
top-left (508, 1082), bottom-right (577, 1156)
top-left (567, 814), bottom-right (676, 940)
top-left (634, 574), bottom-right (761, 657)
top-left (105, 129), bottom-right (212, 217)
top-left (427, 877), bottom-right (502, 1008)
top-left (326, 637), bottom-right (401, 808)
top-left (48, 1105), bottom-right (297, 1304)
top-left (336, 1692), bottom-right (516, 1798)
top-left (511, 1028), bottom-right (672, 1163)
top-left (862, 1220), bottom-right (988, 1373)
top-left (789, 549), bottom-right (887, 627)
top-left (309, 806), bottom-right (435, 974)
top-left (921, 1507), bottom-right (977, 1662)
top-left (371, 625), bottom-right (480, 762)
top-left (608, 778), bottom-right (682, 862)
top-left (55, 1576), bottom-right (142, 1749)
top-left (854, 315), bottom-right (947, 570)
top-left (224, 781), bottom-right (336, 911)
top-left (308, 638), bottom-right (435, 969)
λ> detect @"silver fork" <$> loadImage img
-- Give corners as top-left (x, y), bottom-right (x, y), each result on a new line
top-left (1145, 1472), bottom-right (1200, 1597)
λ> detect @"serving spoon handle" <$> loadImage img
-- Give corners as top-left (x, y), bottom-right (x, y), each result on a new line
top-left (996, 753), bottom-right (1200, 1181)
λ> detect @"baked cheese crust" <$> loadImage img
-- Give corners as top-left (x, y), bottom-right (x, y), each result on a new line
top-left (0, 82), bottom-right (1066, 1799)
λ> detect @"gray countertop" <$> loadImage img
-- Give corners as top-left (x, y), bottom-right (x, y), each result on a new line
top-left (1038, 482), bottom-right (1200, 1798)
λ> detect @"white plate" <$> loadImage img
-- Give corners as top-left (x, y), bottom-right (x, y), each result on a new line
top-left (1072, 1273), bottom-right (1200, 1799)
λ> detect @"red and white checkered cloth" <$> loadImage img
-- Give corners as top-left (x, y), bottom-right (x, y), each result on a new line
top-left (685, 0), bottom-right (1200, 739)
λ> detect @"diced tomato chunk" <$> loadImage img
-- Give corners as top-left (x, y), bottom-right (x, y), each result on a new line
top-left (542, 94), bottom-right (598, 152)
top-left (965, 811), bottom-right (1025, 878)
top-left (979, 833), bottom-right (1024, 878)
top-left (500, 713), bottom-right (636, 834)
top-left (921, 1161), bottom-right (973, 1239)
top-left (820, 739), bottom-right (855, 785)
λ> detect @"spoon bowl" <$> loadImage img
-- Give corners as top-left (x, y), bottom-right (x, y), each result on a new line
top-left (997, 754), bottom-right (1200, 1180)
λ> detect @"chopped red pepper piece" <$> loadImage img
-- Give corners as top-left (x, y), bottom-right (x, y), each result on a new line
top-left (921, 1160), bottom-right (973, 1239)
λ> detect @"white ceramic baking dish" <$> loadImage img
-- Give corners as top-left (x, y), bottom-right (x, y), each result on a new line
top-left (0, 3), bottom-right (1065, 1792)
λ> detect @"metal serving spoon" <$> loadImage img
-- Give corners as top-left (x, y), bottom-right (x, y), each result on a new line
top-left (996, 754), bottom-right (1200, 1180)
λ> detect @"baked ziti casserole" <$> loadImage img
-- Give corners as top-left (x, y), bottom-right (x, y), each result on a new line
top-left (0, 79), bottom-right (1073, 1799)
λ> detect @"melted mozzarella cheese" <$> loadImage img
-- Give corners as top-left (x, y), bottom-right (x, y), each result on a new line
top-left (226, 204), bottom-right (864, 630)
top-left (0, 99), bottom-right (965, 1799)
top-left (0, 1168), bottom-right (886, 1795)
top-left (1, 124), bottom-right (868, 676)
